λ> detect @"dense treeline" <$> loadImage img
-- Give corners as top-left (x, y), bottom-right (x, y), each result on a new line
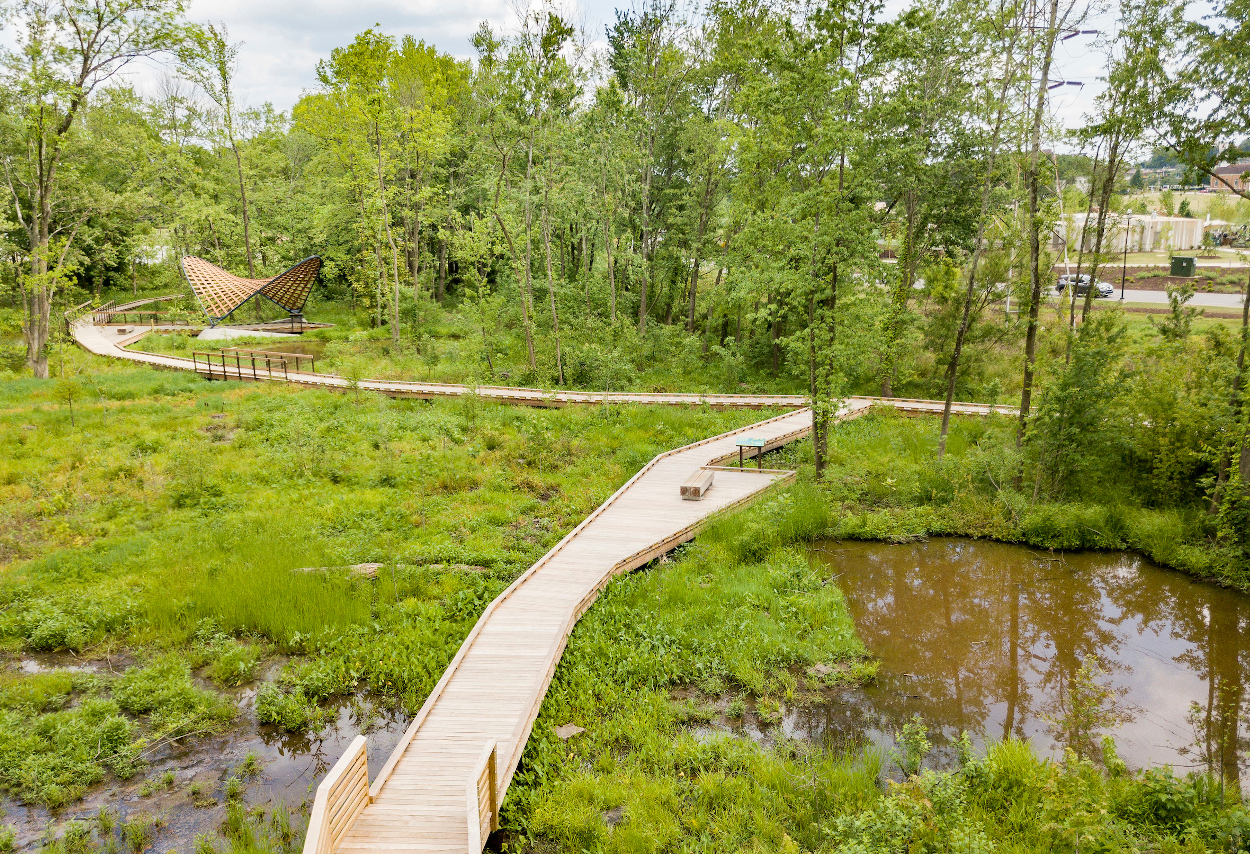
top-left (1, 0), bottom-right (1249, 561)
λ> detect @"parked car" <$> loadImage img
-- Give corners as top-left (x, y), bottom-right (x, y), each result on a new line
top-left (1055, 274), bottom-right (1115, 298)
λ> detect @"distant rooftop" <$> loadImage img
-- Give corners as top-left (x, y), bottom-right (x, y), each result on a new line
top-left (1210, 161), bottom-right (1250, 176)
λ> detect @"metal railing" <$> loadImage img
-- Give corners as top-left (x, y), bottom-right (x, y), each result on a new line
top-left (192, 350), bottom-right (289, 382)
top-left (97, 311), bottom-right (192, 327)
top-left (220, 346), bottom-right (315, 373)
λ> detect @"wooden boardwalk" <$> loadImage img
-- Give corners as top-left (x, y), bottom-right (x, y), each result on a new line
top-left (316, 406), bottom-right (829, 854)
top-left (71, 322), bottom-right (1007, 415)
top-left (69, 318), bottom-right (1007, 853)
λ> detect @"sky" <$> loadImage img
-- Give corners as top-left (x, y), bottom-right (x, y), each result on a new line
top-left (115, 0), bottom-right (1115, 151)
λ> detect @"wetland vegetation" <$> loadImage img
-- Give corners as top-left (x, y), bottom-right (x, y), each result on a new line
top-left (5, 357), bottom-right (1250, 852)
top-left (4, 0), bottom-right (1250, 845)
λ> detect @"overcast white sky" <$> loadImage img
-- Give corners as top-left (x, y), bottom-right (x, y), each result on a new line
top-left (114, 0), bottom-right (1114, 152)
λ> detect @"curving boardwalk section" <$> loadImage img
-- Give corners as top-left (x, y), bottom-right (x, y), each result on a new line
top-left (72, 322), bottom-right (810, 408)
top-left (70, 318), bottom-right (1009, 853)
top-left (332, 407), bottom-right (827, 854)
top-left (72, 322), bottom-right (1009, 416)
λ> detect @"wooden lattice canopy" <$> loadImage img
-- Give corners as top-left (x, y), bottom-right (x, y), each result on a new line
top-left (182, 256), bottom-right (321, 324)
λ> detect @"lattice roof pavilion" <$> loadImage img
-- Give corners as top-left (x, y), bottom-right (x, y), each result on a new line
top-left (182, 256), bottom-right (321, 325)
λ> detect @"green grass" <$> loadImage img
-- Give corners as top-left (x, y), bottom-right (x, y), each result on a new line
top-left (0, 360), bottom-right (784, 808)
top-left (123, 295), bottom-right (810, 396)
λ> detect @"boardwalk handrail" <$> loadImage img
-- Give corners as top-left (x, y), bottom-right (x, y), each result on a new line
top-left (108, 293), bottom-right (186, 312)
top-left (303, 735), bottom-right (370, 854)
top-left (221, 346), bottom-right (315, 373)
top-left (466, 741), bottom-right (498, 853)
top-left (192, 350), bottom-right (289, 382)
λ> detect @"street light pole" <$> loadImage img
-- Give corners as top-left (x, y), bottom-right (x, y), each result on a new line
top-left (1120, 212), bottom-right (1133, 301)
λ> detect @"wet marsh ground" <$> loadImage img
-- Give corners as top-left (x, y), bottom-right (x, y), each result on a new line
top-left (0, 355), bottom-right (780, 851)
top-left (6, 343), bottom-right (1250, 852)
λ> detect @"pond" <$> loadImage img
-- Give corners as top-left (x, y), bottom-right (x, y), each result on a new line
top-left (791, 539), bottom-right (1248, 781)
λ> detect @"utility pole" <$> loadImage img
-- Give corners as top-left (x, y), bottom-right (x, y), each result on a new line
top-left (1120, 212), bottom-right (1133, 301)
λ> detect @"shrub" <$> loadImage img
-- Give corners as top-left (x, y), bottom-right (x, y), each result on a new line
top-left (112, 657), bottom-right (234, 735)
top-left (0, 699), bottom-right (135, 806)
top-left (203, 641), bottom-right (263, 687)
top-left (255, 685), bottom-right (324, 732)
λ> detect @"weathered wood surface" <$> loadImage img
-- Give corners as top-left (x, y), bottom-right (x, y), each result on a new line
top-left (306, 735), bottom-right (371, 854)
top-left (680, 468), bottom-right (714, 500)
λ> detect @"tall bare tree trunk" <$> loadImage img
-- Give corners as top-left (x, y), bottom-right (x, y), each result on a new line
top-left (602, 179), bottom-right (617, 324)
top-left (882, 192), bottom-right (920, 397)
top-left (542, 186), bottom-right (564, 385)
top-left (22, 185), bottom-right (56, 378)
top-left (522, 130), bottom-right (539, 367)
top-left (375, 136), bottom-right (403, 346)
top-left (638, 132), bottom-right (654, 333)
top-left (1017, 0), bottom-right (1061, 454)
top-left (230, 141), bottom-right (255, 278)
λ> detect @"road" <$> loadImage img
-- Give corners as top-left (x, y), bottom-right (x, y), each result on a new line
top-left (1057, 289), bottom-right (1247, 309)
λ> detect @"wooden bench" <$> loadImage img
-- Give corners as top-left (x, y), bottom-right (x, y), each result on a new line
top-left (680, 468), bottom-right (714, 500)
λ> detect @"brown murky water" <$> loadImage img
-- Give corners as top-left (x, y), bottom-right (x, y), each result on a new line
top-left (2, 660), bottom-right (408, 852)
top-left (791, 539), bottom-right (1250, 780)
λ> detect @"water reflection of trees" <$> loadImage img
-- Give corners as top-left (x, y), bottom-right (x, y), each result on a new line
top-left (1102, 561), bottom-right (1250, 789)
top-left (820, 540), bottom-right (1250, 787)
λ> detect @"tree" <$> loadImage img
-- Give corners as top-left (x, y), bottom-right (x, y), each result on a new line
top-left (1129, 166), bottom-right (1145, 190)
top-left (607, 1), bottom-right (693, 333)
top-left (1139, 0), bottom-right (1250, 200)
top-left (0, 0), bottom-right (185, 378)
top-left (937, 0), bottom-right (1026, 456)
top-left (731, 0), bottom-right (881, 475)
top-left (1017, 0), bottom-right (1091, 457)
top-left (178, 23), bottom-right (255, 277)
top-left (873, 1), bottom-right (985, 398)
top-left (301, 29), bottom-right (407, 345)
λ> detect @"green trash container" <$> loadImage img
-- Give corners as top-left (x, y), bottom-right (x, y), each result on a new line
top-left (1170, 256), bottom-right (1197, 277)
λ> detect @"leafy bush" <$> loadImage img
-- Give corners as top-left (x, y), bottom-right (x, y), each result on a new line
top-left (0, 699), bottom-right (136, 806)
top-left (203, 641), bottom-right (263, 687)
top-left (0, 595), bottom-right (137, 652)
top-left (111, 658), bottom-right (233, 735)
top-left (254, 685), bottom-right (325, 732)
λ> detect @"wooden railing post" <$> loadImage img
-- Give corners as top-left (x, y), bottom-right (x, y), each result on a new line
top-left (466, 740), bottom-right (498, 853)
top-left (303, 735), bottom-right (370, 854)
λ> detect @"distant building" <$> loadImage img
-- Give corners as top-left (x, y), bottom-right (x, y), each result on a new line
top-left (1051, 212), bottom-right (1226, 254)
top-left (1208, 161), bottom-right (1250, 192)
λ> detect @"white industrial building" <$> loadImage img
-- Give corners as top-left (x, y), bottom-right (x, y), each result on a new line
top-left (1051, 212), bottom-right (1225, 254)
